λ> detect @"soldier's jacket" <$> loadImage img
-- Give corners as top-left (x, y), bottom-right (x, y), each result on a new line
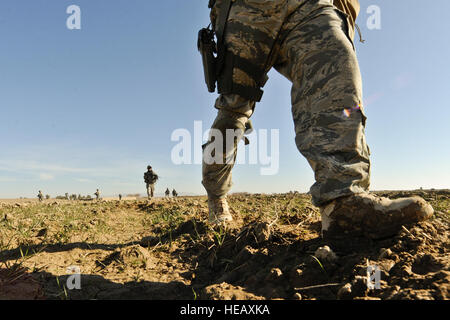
top-left (144, 171), bottom-right (158, 184)
top-left (332, 0), bottom-right (360, 32)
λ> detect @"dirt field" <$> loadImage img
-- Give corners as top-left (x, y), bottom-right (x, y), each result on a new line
top-left (0, 190), bottom-right (448, 300)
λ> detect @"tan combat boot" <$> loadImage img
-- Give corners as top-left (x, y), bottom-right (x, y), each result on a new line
top-left (320, 193), bottom-right (434, 242)
top-left (208, 197), bottom-right (233, 224)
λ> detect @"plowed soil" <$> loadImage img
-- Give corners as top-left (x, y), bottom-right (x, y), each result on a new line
top-left (0, 190), bottom-right (448, 300)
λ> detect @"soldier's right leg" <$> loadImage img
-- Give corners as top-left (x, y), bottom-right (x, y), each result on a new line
top-left (202, 94), bottom-right (255, 223)
top-left (275, 4), bottom-right (433, 243)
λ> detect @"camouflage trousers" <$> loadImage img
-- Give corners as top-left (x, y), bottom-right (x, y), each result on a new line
top-left (202, 0), bottom-right (371, 207)
top-left (146, 184), bottom-right (155, 198)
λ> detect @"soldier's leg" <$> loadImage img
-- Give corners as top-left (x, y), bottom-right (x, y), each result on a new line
top-left (204, 0), bottom-right (287, 224)
top-left (275, 5), bottom-right (370, 207)
top-left (146, 184), bottom-right (151, 199)
top-left (275, 4), bottom-right (432, 242)
top-left (202, 94), bottom-right (254, 200)
top-left (202, 94), bottom-right (255, 223)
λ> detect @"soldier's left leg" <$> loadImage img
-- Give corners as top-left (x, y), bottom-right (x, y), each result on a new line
top-left (203, 0), bottom-right (288, 224)
top-left (202, 94), bottom-right (255, 200)
top-left (202, 94), bottom-right (255, 223)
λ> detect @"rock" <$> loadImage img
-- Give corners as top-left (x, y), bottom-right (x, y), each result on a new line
top-left (292, 268), bottom-right (303, 277)
top-left (265, 268), bottom-right (283, 281)
top-left (314, 246), bottom-right (337, 262)
top-left (377, 259), bottom-right (396, 274)
top-left (234, 246), bottom-right (257, 266)
top-left (379, 248), bottom-right (393, 259)
top-left (254, 222), bottom-right (271, 243)
top-left (351, 276), bottom-right (369, 297)
top-left (203, 282), bottom-right (265, 300)
top-left (289, 268), bottom-right (308, 289)
top-left (337, 283), bottom-right (353, 300)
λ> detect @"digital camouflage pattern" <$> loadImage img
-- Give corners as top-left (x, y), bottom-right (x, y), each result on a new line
top-left (203, 0), bottom-right (371, 207)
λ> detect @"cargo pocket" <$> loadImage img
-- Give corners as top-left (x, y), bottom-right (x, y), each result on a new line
top-left (333, 8), bottom-right (355, 51)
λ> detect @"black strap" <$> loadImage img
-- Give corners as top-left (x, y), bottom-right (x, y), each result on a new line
top-left (211, 0), bottom-right (265, 102)
top-left (233, 55), bottom-right (265, 86)
top-left (215, 0), bottom-right (233, 75)
top-left (215, 0), bottom-right (233, 45)
top-left (232, 83), bottom-right (263, 102)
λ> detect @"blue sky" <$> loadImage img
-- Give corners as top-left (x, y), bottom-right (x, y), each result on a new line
top-left (0, 0), bottom-right (449, 198)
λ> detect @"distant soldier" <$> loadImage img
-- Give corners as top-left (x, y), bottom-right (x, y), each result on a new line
top-left (165, 188), bottom-right (170, 197)
top-left (172, 189), bottom-right (178, 197)
top-left (94, 189), bottom-right (101, 200)
top-left (119, 194), bottom-right (122, 201)
top-left (65, 193), bottom-right (69, 200)
top-left (144, 165), bottom-right (159, 199)
top-left (37, 191), bottom-right (44, 202)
